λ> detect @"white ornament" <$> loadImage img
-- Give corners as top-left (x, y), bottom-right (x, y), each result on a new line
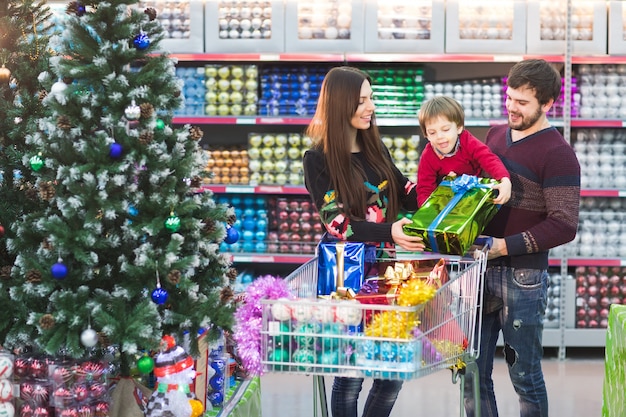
top-left (0, 401), bottom-right (14, 417)
top-left (0, 379), bottom-right (12, 401)
top-left (271, 299), bottom-right (292, 321)
top-left (312, 301), bottom-right (336, 323)
top-left (50, 80), bottom-right (67, 97)
top-left (81, 328), bottom-right (99, 348)
top-left (0, 355), bottom-right (13, 379)
top-left (335, 301), bottom-right (362, 326)
top-left (291, 301), bottom-right (313, 322)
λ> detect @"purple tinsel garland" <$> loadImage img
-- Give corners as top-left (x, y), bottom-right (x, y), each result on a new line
top-left (233, 275), bottom-right (293, 376)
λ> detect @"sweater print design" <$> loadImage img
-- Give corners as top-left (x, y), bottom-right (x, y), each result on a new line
top-left (320, 180), bottom-right (390, 241)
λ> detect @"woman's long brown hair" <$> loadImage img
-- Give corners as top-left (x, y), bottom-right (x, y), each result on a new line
top-left (305, 66), bottom-right (400, 221)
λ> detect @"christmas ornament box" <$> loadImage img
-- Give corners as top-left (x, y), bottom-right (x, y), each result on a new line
top-left (204, 0), bottom-right (286, 53)
top-left (526, 0), bottom-right (607, 55)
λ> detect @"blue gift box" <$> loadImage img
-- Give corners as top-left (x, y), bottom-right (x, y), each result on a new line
top-left (317, 240), bottom-right (377, 297)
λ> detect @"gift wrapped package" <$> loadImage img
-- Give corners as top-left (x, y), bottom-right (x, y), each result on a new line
top-left (317, 240), bottom-right (377, 297)
top-left (403, 175), bottom-right (500, 255)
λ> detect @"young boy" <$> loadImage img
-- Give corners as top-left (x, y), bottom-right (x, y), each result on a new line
top-left (416, 95), bottom-right (511, 207)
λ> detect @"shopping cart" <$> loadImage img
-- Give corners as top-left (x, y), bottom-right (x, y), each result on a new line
top-left (260, 249), bottom-right (487, 417)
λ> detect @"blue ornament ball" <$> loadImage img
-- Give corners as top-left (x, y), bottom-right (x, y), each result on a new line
top-left (208, 391), bottom-right (224, 407)
top-left (210, 358), bottom-right (225, 374)
top-left (51, 262), bottom-right (68, 279)
top-left (242, 242), bottom-right (254, 253)
top-left (242, 230), bottom-right (254, 241)
top-left (133, 32), bottom-right (150, 50)
top-left (224, 225), bottom-right (239, 244)
top-left (209, 375), bottom-right (224, 392)
top-left (242, 219), bottom-right (256, 231)
top-left (151, 287), bottom-right (168, 304)
top-left (109, 143), bottom-right (123, 158)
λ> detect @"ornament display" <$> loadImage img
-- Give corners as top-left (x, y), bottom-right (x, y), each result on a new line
top-left (51, 259), bottom-right (68, 279)
top-left (29, 154), bottom-right (44, 171)
top-left (164, 213), bottom-right (181, 232)
top-left (145, 335), bottom-right (201, 417)
top-left (109, 142), bottom-right (123, 158)
top-left (80, 327), bottom-right (98, 348)
top-left (133, 31), bottom-right (151, 50)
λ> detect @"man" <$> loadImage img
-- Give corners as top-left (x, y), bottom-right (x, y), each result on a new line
top-left (464, 59), bottom-right (581, 417)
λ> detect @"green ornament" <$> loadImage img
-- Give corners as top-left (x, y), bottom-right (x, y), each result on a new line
top-left (155, 119), bottom-right (165, 130)
top-left (29, 154), bottom-right (44, 171)
top-left (137, 355), bottom-right (155, 374)
top-left (164, 213), bottom-right (181, 232)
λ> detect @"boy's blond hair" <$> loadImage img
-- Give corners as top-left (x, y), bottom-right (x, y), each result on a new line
top-left (418, 95), bottom-right (465, 137)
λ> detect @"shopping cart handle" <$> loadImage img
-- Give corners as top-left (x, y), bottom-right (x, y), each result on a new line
top-left (473, 236), bottom-right (493, 250)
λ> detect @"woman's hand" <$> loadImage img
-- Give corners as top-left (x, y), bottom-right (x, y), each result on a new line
top-left (391, 217), bottom-right (425, 252)
top-left (492, 177), bottom-right (511, 205)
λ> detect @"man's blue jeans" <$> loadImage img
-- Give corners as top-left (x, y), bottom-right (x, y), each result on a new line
top-left (331, 377), bottom-right (403, 417)
top-left (464, 266), bottom-right (549, 417)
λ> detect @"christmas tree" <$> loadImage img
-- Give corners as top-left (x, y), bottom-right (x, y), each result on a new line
top-left (5, 0), bottom-right (237, 377)
top-left (0, 2), bottom-right (53, 284)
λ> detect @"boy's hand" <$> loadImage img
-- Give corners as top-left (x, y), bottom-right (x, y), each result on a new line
top-left (492, 177), bottom-right (511, 205)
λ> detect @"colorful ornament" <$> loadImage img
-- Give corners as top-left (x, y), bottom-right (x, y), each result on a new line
top-left (0, 65), bottom-right (11, 84)
top-left (0, 224), bottom-right (4, 238)
top-left (51, 258), bottom-right (68, 279)
top-left (29, 154), bottom-right (44, 171)
top-left (137, 355), bottom-right (155, 374)
top-left (164, 213), bottom-right (181, 232)
top-left (155, 118), bottom-right (165, 130)
top-left (224, 224), bottom-right (239, 244)
top-left (133, 31), bottom-right (151, 50)
top-left (151, 287), bottom-right (168, 305)
top-left (125, 100), bottom-right (141, 120)
top-left (109, 142), bottom-right (123, 158)
top-left (80, 327), bottom-right (99, 347)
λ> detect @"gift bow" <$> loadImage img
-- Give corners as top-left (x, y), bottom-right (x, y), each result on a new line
top-left (428, 175), bottom-right (492, 253)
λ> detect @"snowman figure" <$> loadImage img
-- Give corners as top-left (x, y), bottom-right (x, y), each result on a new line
top-left (145, 335), bottom-right (203, 417)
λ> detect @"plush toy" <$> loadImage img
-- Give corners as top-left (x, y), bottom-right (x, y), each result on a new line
top-left (145, 335), bottom-right (204, 417)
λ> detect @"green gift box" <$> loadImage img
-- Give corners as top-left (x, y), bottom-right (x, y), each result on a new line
top-left (402, 174), bottom-right (500, 255)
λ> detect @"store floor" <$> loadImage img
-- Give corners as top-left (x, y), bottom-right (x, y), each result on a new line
top-left (259, 348), bottom-right (605, 417)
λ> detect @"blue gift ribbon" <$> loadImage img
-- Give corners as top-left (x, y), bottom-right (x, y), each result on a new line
top-left (428, 174), bottom-right (492, 253)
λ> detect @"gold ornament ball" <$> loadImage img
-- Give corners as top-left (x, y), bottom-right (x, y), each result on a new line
top-left (0, 65), bottom-right (11, 84)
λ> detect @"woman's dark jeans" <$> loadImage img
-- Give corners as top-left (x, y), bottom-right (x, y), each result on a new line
top-left (331, 377), bottom-right (403, 417)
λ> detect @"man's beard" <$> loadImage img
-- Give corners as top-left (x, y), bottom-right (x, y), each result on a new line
top-left (508, 106), bottom-right (543, 131)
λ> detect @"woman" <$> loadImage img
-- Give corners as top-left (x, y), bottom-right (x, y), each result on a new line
top-left (303, 66), bottom-right (425, 417)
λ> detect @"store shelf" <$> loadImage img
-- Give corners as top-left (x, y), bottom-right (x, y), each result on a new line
top-left (227, 253), bottom-right (313, 264)
top-left (171, 53), bottom-right (345, 62)
top-left (202, 185), bottom-right (308, 195)
top-left (564, 329), bottom-right (607, 347)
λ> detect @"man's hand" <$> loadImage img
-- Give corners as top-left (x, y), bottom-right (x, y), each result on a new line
top-left (487, 237), bottom-right (508, 260)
